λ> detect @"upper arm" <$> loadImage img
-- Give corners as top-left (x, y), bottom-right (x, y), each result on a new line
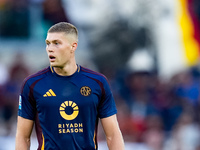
top-left (17, 116), bottom-right (34, 136)
top-left (101, 114), bottom-right (125, 150)
top-left (100, 114), bottom-right (120, 137)
top-left (15, 116), bottom-right (34, 149)
top-left (16, 116), bottom-right (34, 138)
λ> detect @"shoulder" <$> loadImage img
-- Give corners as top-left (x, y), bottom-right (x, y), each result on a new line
top-left (21, 67), bottom-right (50, 89)
top-left (80, 66), bottom-right (108, 83)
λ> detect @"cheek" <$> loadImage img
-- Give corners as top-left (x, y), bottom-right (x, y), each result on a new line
top-left (59, 50), bottom-right (70, 60)
top-left (63, 48), bottom-right (71, 55)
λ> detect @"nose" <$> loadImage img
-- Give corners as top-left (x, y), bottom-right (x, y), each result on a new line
top-left (46, 44), bottom-right (54, 52)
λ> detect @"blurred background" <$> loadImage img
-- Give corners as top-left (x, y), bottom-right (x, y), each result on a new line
top-left (0, 0), bottom-right (200, 149)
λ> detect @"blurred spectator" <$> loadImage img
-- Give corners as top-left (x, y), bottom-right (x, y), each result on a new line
top-left (163, 112), bottom-right (200, 150)
top-left (155, 74), bottom-right (184, 131)
top-left (116, 97), bottom-right (136, 142)
top-left (42, 0), bottom-right (70, 29)
top-left (196, 145), bottom-right (200, 150)
top-left (0, 52), bottom-right (30, 135)
top-left (194, 0), bottom-right (200, 19)
top-left (0, 0), bottom-right (30, 38)
top-left (122, 71), bottom-right (159, 142)
top-left (89, 20), bottom-right (137, 73)
top-left (143, 115), bottom-right (165, 150)
top-left (175, 70), bottom-right (200, 107)
top-left (0, 56), bottom-right (9, 135)
top-left (0, 58), bottom-right (9, 86)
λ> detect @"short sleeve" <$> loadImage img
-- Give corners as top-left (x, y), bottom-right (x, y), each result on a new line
top-left (97, 77), bottom-right (117, 118)
top-left (18, 80), bottom-right (36, 120)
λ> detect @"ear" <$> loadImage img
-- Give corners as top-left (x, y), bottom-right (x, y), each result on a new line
top-left (71, 42), bottom-right (78, 52)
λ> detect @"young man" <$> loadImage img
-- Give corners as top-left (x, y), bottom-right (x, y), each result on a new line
top-left (15, 22), bottom-right (124, 150)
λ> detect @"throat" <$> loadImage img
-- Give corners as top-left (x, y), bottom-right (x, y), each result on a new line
top-left (53, 64), bottom-right (78, 76)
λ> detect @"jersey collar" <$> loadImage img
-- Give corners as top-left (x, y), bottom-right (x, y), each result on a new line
top-left (50, 65), bottom-right (80, 79)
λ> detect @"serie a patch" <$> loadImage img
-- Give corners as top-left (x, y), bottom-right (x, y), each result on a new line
top-left (19, 95), bottom-right (22, 110)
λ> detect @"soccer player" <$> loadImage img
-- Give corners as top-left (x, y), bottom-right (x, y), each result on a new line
top-left (15, 22), bottom-right (124, 150)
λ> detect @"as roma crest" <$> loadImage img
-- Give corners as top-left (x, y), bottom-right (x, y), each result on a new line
top-left (80, 86), bottom-right (92, 96)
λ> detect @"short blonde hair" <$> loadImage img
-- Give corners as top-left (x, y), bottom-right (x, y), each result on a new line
top-left (48, 22), bottom-right (78, 42)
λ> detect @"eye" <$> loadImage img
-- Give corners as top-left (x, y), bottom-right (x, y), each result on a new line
top-left (55, 42), bottom-right (59, 45)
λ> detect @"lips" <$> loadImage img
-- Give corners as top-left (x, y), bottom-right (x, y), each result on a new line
top-left (49, 55), bottom-right (56, 61)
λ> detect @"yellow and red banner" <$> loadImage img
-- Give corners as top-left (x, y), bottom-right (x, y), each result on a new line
top-left (179, 0), bottom-right (200, 66)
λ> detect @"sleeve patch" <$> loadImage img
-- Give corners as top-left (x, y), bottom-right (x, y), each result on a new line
top-left (19, 95), bottom-right (22, 110)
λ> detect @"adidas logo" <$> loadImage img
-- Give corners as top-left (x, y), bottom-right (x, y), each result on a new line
top-left (43, 89), bottom-right (56, 97)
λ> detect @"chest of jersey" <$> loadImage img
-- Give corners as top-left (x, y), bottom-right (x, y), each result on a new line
top-left (32, 75), bottom-right (101, 124)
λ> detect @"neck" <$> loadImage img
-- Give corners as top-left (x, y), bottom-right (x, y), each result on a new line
top-left (53, 62), bottom-right (77, 76)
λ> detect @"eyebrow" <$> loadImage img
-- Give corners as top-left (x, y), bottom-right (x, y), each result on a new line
top-left (45, 39), bottom-right (61, 43)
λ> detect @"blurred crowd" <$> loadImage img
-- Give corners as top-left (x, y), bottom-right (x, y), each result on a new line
top-left (1, 0), bottom-right (200, 150)
top-left (0, 53), bottom-right (30, 136)
top-left (107, 65), bottom-right (200, 150)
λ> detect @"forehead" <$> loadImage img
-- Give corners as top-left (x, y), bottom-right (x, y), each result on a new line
top-left (46, 32), bottom-right (67, 41)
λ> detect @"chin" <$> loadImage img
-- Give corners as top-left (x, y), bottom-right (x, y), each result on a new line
top-left (50, 63), bottom-right (62, 68)
top-left (50, 63), bottom-right (57, 67)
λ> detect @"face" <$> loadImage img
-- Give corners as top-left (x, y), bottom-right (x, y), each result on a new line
top-left (45, 32), bottom-right (77, 68)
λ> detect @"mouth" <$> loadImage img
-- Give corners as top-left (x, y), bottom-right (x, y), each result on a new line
top-left (49, 55), bottom-right (56, 62)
